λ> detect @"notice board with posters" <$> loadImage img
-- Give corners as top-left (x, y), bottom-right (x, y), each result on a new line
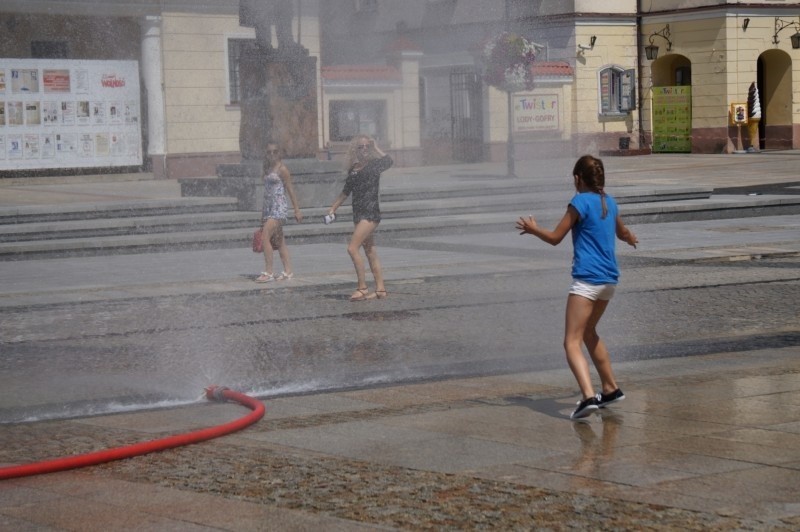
top-left (0, 59), bottom-right (142, 170)
top-left (652, 86), bottom-right (691, 153)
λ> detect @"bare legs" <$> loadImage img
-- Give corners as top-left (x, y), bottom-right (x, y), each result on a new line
top-left (347, 220), bottom-right (385, 296)
top-left (261, 219), bottom-right (292, 276)
top-left (564, 294), bottom-right (619, 400)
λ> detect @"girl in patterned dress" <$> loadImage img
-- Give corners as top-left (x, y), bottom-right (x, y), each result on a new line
top-left (256, 142), bottom-right (303, 282)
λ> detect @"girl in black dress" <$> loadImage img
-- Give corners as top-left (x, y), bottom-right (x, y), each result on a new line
top-left (328, 135), bottom-right (393, 301)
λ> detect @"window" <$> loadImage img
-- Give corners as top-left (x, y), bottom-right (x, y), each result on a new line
top-left (329, 100), bottom-right (385, 141)
top-left (31, 41), bottom-right (68, 59)
top-left (419, 77), bottom-right (427, 120)
top-left (357, 0), bottom-right (378, 13)
top-left (227, 38), bottom-right (254, 104)
top-left (675, 66), bottom-right (691, 86)
top-left (598, 66), bottom-right (636, 115)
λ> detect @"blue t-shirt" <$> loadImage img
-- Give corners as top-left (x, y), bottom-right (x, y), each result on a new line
top-left (569, 192), bottom-right (619, 285)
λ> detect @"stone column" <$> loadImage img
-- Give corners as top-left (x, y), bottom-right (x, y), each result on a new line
top-left (398, 49), bottom-right (423, 157)
top-left (141, 15), bottom-right (167, 177)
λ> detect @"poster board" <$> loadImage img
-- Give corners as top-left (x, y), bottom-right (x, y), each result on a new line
top-left (513, 94), bottom-right (560, 133)
top-left (0, 59), bottom-right (142, 170)
top-left (652, 86), bottom-right (691, 153)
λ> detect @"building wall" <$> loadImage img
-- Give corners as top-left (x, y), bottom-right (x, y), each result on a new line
top-left (0, 13), bottom-right (140, 60)
top-left (162, 13), bottom-right (241, 156)
top-left (643, 0), bottom-right (797, 11)
top-left (573, 20), bottom-right (639, 153)
top-left (2, 0), bottom-right (798, 177)
top-left (641, 9), bottom-right (800, 152)
top-left (159, 4), bottom-right (324, 177)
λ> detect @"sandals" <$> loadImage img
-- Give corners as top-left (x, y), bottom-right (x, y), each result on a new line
top-left (375, 289), bottom-right (388, 300)
top-left (350, 287), bottom-right (376, 301)
top-left (256, 271), bottom-right (293, 283)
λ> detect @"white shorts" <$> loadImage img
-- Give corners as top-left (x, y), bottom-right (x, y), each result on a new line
top-left (569, 279), bottom-right (616, 301)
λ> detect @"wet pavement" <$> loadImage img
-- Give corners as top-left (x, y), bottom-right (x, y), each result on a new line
top-left (1, 153), bottom-right (800, 529)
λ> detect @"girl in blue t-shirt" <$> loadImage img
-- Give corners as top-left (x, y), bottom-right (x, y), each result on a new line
top-left (516, 155), bottom-right (638, 420)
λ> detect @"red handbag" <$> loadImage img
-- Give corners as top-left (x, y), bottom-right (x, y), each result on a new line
top-left (252, 228), bottom-right (264, 253)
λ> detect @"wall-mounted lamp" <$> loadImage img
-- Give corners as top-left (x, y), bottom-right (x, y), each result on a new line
top-left (644, 24), bottom-right (672, 60)
top-left (742, 18), bottom-right (750, 32)
top-left (577, 35), bottom-right (596, 52)
top-left (772, 16), bottom-right (800, 49)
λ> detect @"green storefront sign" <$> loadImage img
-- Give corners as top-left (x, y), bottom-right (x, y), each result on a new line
top-left (652, 86), bottom-right (691, 153)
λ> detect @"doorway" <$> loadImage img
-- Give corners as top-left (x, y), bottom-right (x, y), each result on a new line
top-left (449, 69), bottom-right (483, 162)
top-left (757, 50), bottom-right (793, 150)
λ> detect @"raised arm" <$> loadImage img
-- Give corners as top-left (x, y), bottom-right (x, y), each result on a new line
top-left (516, 206), bottom-right (578, 246)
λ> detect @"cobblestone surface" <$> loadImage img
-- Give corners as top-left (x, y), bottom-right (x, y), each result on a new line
top-left (1, 376), bottom-right (795, 531)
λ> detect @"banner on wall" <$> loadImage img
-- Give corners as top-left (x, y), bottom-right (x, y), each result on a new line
top-left (652, 86), bottom-right (691, 153)
top-left (0, 58), bottom-right (141, 170)
top-left (513, 94), bottom-right (560, 133)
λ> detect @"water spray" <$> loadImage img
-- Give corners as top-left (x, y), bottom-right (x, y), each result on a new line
top-left (0, 386), bottom-right (265, 480)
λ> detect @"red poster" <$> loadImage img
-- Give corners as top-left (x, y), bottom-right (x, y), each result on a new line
top-left (43, 69), bottom-right (71, 93)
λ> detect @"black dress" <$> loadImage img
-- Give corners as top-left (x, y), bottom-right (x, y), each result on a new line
top-left (341, 155), bottom-right (393, 223)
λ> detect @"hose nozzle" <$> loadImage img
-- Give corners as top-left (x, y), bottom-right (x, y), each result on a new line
top-left (204, 385), bottom-right (230, 402)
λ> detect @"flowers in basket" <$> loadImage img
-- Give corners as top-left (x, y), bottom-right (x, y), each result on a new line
top-left (481, 32), bottom-right (537, 93)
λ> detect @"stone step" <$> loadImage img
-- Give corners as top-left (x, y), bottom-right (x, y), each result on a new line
top-left (2, 194), bottom-right (799, 260)
top-left (0, 186), bottom-right (712, 243)
top-left (0, 183), bottom-right (712, 230)
top-left (0, 196), bottom-right (239, 224)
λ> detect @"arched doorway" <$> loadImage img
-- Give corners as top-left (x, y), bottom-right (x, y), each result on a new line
top-left (652, 54), bottom-right (691, 87)
top-left (650, 54), bottom-right (692, 153)
top-left (757, 50), bottom-right (793, 150)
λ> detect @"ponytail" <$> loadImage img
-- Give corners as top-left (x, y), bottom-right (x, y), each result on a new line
top-left (573, 155), bottom-right (608, 219)
top-left (598, 187), bottom-right (608, 219)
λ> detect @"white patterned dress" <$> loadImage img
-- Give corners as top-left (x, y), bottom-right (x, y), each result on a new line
top-left (261, 170), bottom-right (289, 221)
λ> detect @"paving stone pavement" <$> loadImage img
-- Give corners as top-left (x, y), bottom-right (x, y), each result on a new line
top-left (1, 153), bottom-right (800, 530)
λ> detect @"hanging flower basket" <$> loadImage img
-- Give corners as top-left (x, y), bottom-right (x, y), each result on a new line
top-left (481, 32), bottom-right (537, 93)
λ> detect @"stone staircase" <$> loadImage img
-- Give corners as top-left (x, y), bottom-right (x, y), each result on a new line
top-left (2, 176), bottom-right (799, 261)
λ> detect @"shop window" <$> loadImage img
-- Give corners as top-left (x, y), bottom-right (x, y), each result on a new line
top-left (598, 66), bottom-right (636, 115)
top-left (329, 100), bottom-right (385, 142)
top-left (227, 38), bottom-right (254, 104)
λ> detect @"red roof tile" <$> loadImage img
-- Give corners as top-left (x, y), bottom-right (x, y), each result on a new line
top-left (531, 61), bottom-right (573, 78)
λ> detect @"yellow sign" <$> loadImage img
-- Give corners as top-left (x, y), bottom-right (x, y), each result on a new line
top-left (652, 86), bottom-right (692, 153)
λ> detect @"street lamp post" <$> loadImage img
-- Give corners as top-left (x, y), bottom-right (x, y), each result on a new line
top-left (504, 0), bottom-right (516, 177)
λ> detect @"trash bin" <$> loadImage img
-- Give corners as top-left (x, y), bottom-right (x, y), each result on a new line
top-left (619, 137), bottom-right (631, 150)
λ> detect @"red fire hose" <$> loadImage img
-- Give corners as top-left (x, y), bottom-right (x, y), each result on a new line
top-left (0, 386), bottom-right (265, 480)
